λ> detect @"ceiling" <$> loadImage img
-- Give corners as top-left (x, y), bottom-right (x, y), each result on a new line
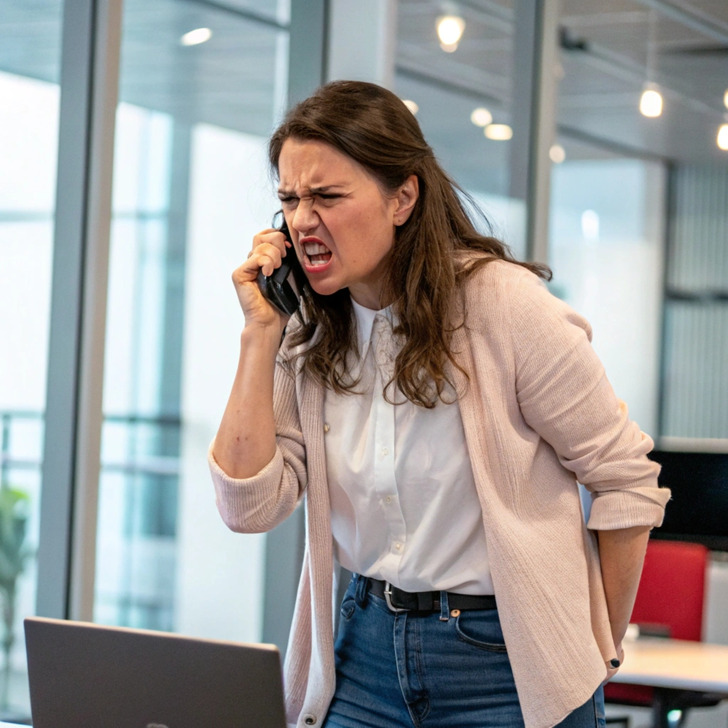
top-left (0, 0), bottom-right (289, 139)
top-left (1, 0), bottom-right (727, 184)
top-left (396, 0), bottom-right (728, 169)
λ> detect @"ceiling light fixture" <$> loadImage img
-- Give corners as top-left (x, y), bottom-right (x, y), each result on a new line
top-left (181, 27), bottom-right (212, 46)
top-left (403, 99), bottom-right (419, 115)
top-left (639, 10), bottom-right (662, 118)
top-left (549, 144), bottom-right (566, 164)
top-left (640, 85), bottom-right (663, 118)
top-left (724, 90), bottom-right (728, 109)
top-left (436, 14), bottom-right (466, 53)
top-left (470, 107), bottom-right (493, 127)
top-left (484, 124), bottom-right (513, 141)
top-left (718, 123), bottom-right (728, 151)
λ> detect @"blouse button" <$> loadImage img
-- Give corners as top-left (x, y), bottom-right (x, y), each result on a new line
top-left (323, 423), bottom-right (330, 433)
top-left (304, 716), bottom-right (317, 725)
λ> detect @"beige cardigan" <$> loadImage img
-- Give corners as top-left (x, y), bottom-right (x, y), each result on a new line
top-left (209, 258), bottom-right (670, 728)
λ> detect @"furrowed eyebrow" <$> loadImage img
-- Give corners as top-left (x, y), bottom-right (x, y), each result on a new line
top-left (277, 185), bottom-right (346, 197)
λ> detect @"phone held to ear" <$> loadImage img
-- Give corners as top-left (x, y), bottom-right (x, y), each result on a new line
top-left (256, 217), bottom-right (306, 316)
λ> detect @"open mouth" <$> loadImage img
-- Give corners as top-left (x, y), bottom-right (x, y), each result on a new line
top-left (302, 240), bottom-right (333, 267)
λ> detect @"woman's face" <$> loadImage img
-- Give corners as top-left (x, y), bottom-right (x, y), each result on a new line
top-left (277, 138), bottom-right (417, 310)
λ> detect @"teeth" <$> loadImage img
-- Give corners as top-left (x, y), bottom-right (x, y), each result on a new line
top-left (303, 242), bottom-right (330, 256)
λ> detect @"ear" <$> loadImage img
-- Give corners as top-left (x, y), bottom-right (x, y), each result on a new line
top-left (393, 174), bottom-right (419, 226)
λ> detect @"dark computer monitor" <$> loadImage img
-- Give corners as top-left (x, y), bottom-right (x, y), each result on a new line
top-left (648, 449), bottom-right (728, 551)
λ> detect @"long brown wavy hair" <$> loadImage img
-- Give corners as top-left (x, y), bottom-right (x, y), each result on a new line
top-left (269, 80), bottom-right (550, 408)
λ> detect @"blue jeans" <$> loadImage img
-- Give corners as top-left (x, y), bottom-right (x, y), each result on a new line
top-left (323, 575), bottom-right (606, 728)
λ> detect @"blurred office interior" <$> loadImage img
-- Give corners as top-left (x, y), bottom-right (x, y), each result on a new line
top-left (0, 0), bottom-right (727, 723)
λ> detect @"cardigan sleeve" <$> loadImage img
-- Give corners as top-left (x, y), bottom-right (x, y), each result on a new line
top-left (501, 264), bottom-right (670, 529)
top-left (208, 352), bottom-right (309, 534)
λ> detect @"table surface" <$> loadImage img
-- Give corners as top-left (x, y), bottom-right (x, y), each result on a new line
top-left (611, 637), bottom-right (728, 693)
top-left (7, 641), bottom-right (728, 728)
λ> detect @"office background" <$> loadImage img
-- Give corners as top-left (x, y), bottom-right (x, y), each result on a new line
top-left (0, 0), bottom-right (727, 723)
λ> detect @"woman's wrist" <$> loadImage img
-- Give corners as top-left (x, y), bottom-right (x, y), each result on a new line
top-left (240, 319), bottom-right (285, 350)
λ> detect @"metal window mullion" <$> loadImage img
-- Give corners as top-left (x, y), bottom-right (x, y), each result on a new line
top-left (510, 0), bottom-right (561, 265)
top-left (37, 0), bottom-right (123, 621)
top-left (286, 0), bottom-right (327, 106)
top-left (656, 162), bottom-right (676, 441)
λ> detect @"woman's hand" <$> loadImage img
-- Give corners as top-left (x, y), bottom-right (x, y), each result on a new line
top-left (604, 643), bottom-right (625, 684)
top-left (232, 227), bottom-right (293, 328)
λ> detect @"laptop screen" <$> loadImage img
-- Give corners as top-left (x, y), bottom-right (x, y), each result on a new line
top-left (24, 617), bottom-right (287, 728)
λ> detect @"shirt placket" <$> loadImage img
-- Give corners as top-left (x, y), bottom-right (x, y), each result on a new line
top-left (371, 315), bottom-right (406, 573)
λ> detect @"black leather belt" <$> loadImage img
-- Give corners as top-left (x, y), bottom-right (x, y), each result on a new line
top-left (367, 578), bottom-right (497, 613)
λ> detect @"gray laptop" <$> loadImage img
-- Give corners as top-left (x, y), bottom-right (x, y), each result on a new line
top-left (24, 616), bottom-right (287, 728)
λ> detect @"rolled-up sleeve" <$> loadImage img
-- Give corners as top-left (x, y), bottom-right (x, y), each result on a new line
top-left (507, 268), bottom-right (670, 529)
top-left (209, 445), bottom-right (303, 533)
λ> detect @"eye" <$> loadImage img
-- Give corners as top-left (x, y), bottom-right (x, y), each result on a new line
top-left (278, 195), bottom-right (299, 209)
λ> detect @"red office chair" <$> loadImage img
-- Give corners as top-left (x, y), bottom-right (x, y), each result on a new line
top-left (604, 539), bottom-right (719, 727)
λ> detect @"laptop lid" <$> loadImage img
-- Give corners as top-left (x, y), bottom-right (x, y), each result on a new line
top-left (24, 617), bottom-right (287, 728)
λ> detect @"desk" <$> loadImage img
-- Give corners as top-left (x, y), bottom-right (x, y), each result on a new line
top-left (611, 638), bottom-right (728, 727)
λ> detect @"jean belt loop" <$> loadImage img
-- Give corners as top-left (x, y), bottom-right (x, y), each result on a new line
top-left (439, 590), bottom-right (450, 621)
top-left (355, 574), bottom-right (369, 607)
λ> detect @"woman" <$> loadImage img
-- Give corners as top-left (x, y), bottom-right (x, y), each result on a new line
top-left (209, 80), bottom-right (670, 728)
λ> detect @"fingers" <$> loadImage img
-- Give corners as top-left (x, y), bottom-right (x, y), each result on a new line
top-left (232, 228), bottom-right (289, 284)
top-left (251, 227), bottom-right (291, 277)
top-left (230, 228), bottom-right (293, 324)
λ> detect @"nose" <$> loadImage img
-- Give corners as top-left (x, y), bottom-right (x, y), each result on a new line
top-left (291, 198), bottom-right (319, 235)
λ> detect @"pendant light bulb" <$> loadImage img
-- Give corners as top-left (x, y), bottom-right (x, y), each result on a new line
top-left (470, 107), bottom-right (493, 127)
top-left (640, 11), bottom-right (662, 118)
top-left (437, 15), bottom-right (466, 52)
top-left (717, 123), bottom-right (728, 151)
top-left (639, 86), bottom-right (663, 118)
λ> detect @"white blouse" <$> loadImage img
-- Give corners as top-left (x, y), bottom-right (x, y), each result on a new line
top-left (323, 298), bottom-right (494, 595)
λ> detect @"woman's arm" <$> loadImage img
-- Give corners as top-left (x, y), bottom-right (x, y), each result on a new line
top-left (213, 323), bottom-right (284, 478)
top-left (597, 525), bottom-right (651, 679)
top-left (212, 227), bottom-right (291, 478)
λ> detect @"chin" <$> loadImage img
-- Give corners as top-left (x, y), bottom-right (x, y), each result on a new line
top-left (309, 279), bottom-right (344, 298)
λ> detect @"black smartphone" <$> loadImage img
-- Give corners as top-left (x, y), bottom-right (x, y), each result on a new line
top-left (256, 216), bottom-right (306, 316)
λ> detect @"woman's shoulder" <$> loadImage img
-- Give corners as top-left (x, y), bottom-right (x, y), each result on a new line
top-left (457, 254), bottom-right (591, 339)
top-left (458, 254), bottom-right (548, 308)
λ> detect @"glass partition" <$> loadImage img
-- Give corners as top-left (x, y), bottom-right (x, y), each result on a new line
top-left (0, 0), bottom-right (64, 719)
top-left (661, 164), bottom-right (728, 441)
top-left (552, 0), bottom-right (727, 445)
top-left (96, 0), bottom-right (290, 644)
top-left (548, 139), bottom-right (665, 437)
top-left (395, 0), bottom-right (526, 258)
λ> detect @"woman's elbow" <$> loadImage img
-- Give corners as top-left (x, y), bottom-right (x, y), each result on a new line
top-left (215, 493), bottom-right (299, 534)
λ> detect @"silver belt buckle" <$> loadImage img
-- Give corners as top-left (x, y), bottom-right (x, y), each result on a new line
top-left (383, 582), bottom-right (407, 613)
